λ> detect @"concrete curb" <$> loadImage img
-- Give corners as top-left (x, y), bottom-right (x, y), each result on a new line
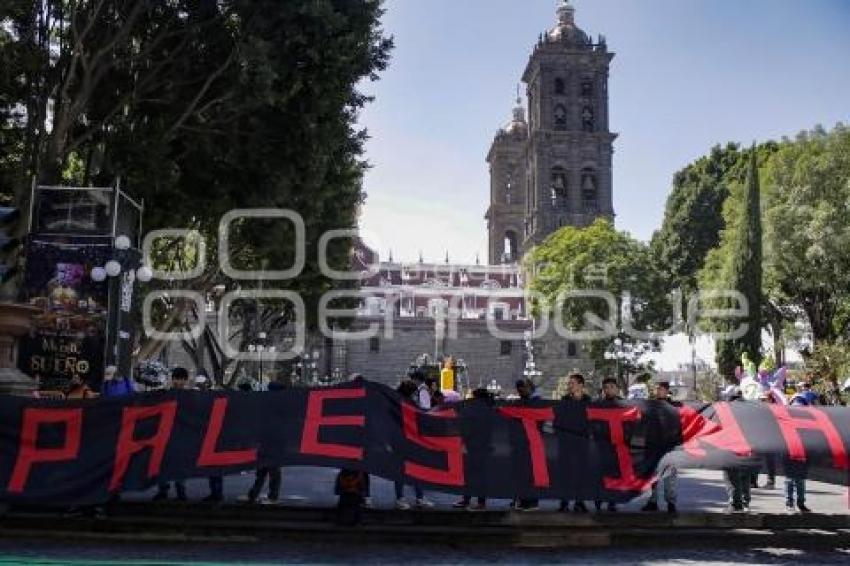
top-left (2, 503), bottom-right (848, 549)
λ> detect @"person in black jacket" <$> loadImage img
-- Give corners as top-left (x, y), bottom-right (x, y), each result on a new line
top-left (641, 381), bottom-right (680, 514)
top-left (560, 372), bottom-right (593, 513)
top-left (594, 377), bottom-right (622, 512)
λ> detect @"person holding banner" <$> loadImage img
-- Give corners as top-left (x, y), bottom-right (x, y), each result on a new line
top-left (153, 368), bottom-right (190, 502)
top-left (642, 381), bottom-right (680, 514)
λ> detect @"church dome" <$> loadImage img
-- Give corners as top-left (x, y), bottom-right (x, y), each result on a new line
top-left (548, 1), bottom-right (591, 47)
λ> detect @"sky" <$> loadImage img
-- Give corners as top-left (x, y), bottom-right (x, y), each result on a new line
top-left (357, 0), bottom-right (850, 263)
top-left (355, 0), bottom-right (850, 369)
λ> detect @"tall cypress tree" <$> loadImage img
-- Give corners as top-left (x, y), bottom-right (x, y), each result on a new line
top-left (726, 145), bottom-right (764, 367)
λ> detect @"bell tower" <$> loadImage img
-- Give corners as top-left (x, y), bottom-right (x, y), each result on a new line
top-left (521, 0), bottom-right (616, 253)
top-left (486, 91), bottom-right (528, 264)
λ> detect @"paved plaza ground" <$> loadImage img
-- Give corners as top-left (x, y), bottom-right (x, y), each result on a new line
top-left (122, 466), bottom-right (850, 515)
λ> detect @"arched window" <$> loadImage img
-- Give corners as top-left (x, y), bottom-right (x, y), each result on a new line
top-left (503, 230), bottom-right (518, 262)
top-left (550, 167), bottom-right (568, 209)
top-left (580, 79), bottom-right (593, 97)
top-left (581, 168), bottom-right (598, 212)
top-left (581, 106), bottom-right (594, 132)
top-left (554, 104), bottom-right (567, 130)
top-left (554, 77), bottom-right (566, 95)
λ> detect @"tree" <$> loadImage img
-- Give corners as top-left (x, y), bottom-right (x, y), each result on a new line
top-left (763, 124), bottom-right (850, 345)
top-left (1, 1), bottom-right (393, 386)
top-left (650, 143), bottom-right (745, 296)
top-left (526, 219), bottom-right (672, 390)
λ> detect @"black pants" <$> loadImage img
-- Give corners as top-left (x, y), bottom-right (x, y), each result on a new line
top-left (208, 476), bottom-right (223, 500)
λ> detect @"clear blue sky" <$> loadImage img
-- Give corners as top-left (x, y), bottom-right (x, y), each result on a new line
top-left (357, 0), bottom-right (850, 264)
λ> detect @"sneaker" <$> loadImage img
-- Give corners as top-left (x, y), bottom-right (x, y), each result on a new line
top-left (152, 491), bottom-right (168, 502)
top-left (468, 502), bottom-right (486, 511)
top-left (363, 497), bottom-right (373, 508)
top-left (573, 501), bottom-right (589, 514)
top-left (93, 506), bottom-right (107, 520)
top-left (666, 503), bottom-right (677, 514)
top-left (786, 504), bottom-right (796, 513)
top-left (641, 501), bottom-right (659, 512)
top-left (237, 494), bottom-right (257, 504)
top-left (764, 480), bottom-right (775, 490)
top-left (395, 498), bottom-right (411, 510)
top-left (519, 504), bottom-right (540, 512)
top-left (798, 503), bottom-right (812, 513)
top-left (415, 498), bottom-right (435, 509)
top-left (452, 499), bottom-right (469, 509)
top-left (724, 504), bottom-right (744, 514)
top-left (259, 496), bottom-right (279, 506)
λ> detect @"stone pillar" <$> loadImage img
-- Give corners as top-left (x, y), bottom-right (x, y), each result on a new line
top-left (0, 303), bottom-right (39, 396)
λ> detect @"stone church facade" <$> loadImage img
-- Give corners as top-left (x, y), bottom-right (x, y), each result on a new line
top-left (487, 0), bottom-right (615, 264)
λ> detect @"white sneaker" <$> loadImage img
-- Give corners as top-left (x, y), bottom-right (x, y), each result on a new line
top-left (363, 497), bottom-right (373, 508)
top-left (395, 498), bottom-right (411, 510)
top-left (415, 498), bottom-right (435, 508)
top-left (236, 494), bottom-right (253, 503)
top-left (259, 496), bottom-right (278, 505)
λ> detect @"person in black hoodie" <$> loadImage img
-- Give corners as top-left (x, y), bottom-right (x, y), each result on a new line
top-left (641, 381), bottom-right (681, 514)
top-left (594, 377), bottom-right (622, 512)
top-left (560, 372), bottom-right (593, 513)
top-left (453, 387), bottom-right (494, 510)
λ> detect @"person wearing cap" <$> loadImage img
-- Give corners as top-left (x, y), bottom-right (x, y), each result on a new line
top-left (642, 381), bottom-right (680, 514)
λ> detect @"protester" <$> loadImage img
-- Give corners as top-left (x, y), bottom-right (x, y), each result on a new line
top-left (642, 381), bottom-right (680, 514)
top-left (754, 392), bottom-right (777, 489)
top-left (335, 468), bottom-right (369, 526)
top-left (395, 370), bottom-right (433, 509)
top-left (153, 368), bottom-right (190, 501)
top-left (512, 378), bottom-right (540, 512)
top-left (784, 392), bottom-right (812, 513)
top-left (594, 377), bottom-right (621, 512)
top-left (239, 377), bottom-right (286, 505)
top-left (453, 387), bottom-right (492, 511)
top-left (194, 369), bottom-right (225, 503)
top-left (560, 372), bottom-right (592, 513)
top-left (62, 374), bottom-right (100, 518)
top-left (722, 386), bottom-right (752, 513)
top-left (100, 365), bottom-right (135, 397)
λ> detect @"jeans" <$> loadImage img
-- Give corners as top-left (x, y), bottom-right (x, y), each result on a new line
top-left (394, 481), bottom-right (423, 500)
top-left (648, 466), bottom-right (678, 505)
top-left (785, 476), bottom-right (806, 506)
top-left (724, 468), bottom-right (752, 507)
top-left (249, 467), bottom-right (281, 500)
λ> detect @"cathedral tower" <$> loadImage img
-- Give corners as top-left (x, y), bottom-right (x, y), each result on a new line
top-left (522, 1), bottom-right (616, 253)
top-left (486, 94), bottom-right (528, 264)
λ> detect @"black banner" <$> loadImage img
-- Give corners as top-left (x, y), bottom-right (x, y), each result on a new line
top-left (0, 381), bottom-right (847, 505)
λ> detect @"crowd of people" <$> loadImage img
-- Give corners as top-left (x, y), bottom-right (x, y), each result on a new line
top-left (39, 363), bottom-right (848, 520)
